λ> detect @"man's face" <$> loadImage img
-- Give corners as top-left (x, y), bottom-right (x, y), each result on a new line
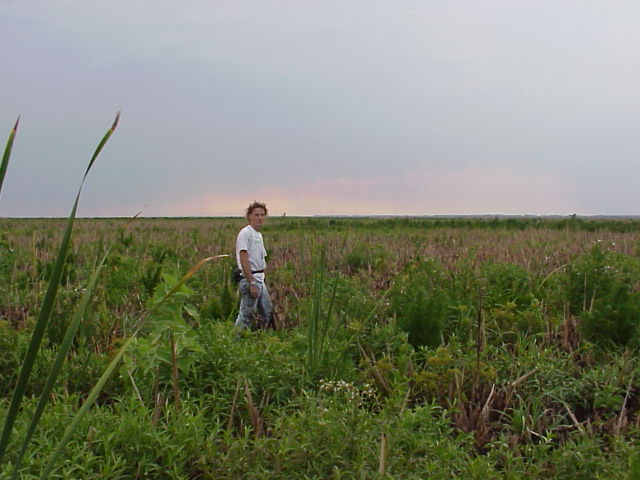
top-left (248, 208), bottom-right (266, 231)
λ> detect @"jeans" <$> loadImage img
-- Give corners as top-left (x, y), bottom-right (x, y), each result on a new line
top-left (235, 279), bottom-right (273, 330)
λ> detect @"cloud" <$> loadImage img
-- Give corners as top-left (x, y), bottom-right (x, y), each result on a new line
top-left (160, 165), bottom-right (579, 217)
top-left (2, 1), bottom-right (639, 217)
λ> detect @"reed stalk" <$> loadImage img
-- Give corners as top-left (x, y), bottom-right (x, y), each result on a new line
top-left (307, 245), bottom-right (340, 374)
top-left (0, 112), bottom-right (119, 464)
top-left (170, 329), bottom-right (180, 406)
top-left (306, 232), bottom-right (349, 376)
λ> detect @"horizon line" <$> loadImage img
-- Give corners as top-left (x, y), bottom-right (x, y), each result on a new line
top-left (3, 214), bottom-right (640, 220)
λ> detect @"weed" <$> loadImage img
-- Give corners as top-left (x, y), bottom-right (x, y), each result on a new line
top-left (567, 244), bottom-right (640, 348)
top-left (4, 207), bottom-right (640, 477)
top-left (390, 259), bottom-right (448, 348)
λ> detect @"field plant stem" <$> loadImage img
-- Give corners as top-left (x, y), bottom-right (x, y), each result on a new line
top-left (379, 431), bottom-right (387, 476)
top-left (227, 379), bottom-right (242, 432)
top-left (307, 245), bottom-right (325, 372)
top-left (474, 287), bottom-right (485, 400)
top-left (563, 402), bottom-right (585, 435)
top-left (128, 369), bottom-right (143, 403)
top-left (151, 374), bottom-right (162, 426)
top-left (320, 265), bottom-right (340, 356)
top-left (170, 329), bottom-right (180, 406)
top-left (616, 372), bottom-right (635, 435)
top-left (243, 377), bottom-right (263, 437)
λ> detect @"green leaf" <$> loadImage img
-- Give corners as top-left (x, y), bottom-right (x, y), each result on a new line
top-left (0, 112), bottom-right (119, 464)
top-left (0, 117), bottom-right (19, 200)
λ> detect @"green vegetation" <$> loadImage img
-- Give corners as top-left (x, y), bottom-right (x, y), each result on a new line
top-left (3, 118), bottom-right (640, 479)
top-left (2, 215), bottom-right (640, 478)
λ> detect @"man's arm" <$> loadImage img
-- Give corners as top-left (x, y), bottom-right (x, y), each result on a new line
top-left (239, 250), bottom-right (259, 298)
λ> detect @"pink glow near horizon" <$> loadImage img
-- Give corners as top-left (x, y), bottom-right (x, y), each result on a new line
top-left (154, 166), bottom-right (581, 217)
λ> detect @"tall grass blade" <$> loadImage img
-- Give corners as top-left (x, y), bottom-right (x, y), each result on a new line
top-left (307, 233), bottom-right (347, 374)
top-left (0, 117), bottom-right (20, 200)
top-left (0, 113), bottom-right (119, 464)
top-left (307, 246), bottom-right (326, 371)
top-left (10, 248), bottom-right (110, 479)
top-left (39, 255), bottom-right (221, 479)
top-left (82, 112), bottom-right (119, 182)
top-left (319, 271), bottom-right (339, 364)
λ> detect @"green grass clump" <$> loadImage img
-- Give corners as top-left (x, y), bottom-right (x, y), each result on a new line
top-left (389, 259), bottom-right (448, 349)
top-left (567, 243), bottom-right (640, 348)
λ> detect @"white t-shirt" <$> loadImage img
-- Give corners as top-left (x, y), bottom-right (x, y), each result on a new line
top-left (235, 225), bottom-right (267, 282)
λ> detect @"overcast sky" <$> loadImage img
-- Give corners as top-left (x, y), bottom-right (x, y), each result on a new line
top-left (1, 0), bottom-right (639, 217)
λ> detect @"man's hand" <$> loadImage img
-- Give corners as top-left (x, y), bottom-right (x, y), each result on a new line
top-left (249, 283), bottom-right (259, 298)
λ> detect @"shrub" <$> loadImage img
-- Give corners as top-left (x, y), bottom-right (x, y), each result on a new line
top-left (565, 243), bottom-right (640, 314)
top-left (200, 278), bottom-right (237, 321)
top-left (566, 244), bottom-right (640, 348)
top-left (481, 262), bottom-right (536, 311)
top-left (343, 243), bottom-right (387, 273)
top-left (389, 260), bottom-right (448, 349)
top-left (104, 254), bottom-right (140, 305)
top-left (401, 287), bottom-right (446, 348)
top-left (581, 285), bottom-right (640, 349)
top-left (411, 343), bottom-right (497, 406)
top-left (121, 274), bottom-right (206, 403)
top-left (485, 300), bottom-right (544, 345)
top-left (190, 322), bottom-right (308, 406)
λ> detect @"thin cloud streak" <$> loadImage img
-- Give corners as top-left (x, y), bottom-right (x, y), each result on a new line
top-left (168, 166), bottom-right (580, 217)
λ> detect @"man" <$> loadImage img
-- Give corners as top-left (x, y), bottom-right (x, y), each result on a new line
top-left (235, 201), bottom-right (274, 331)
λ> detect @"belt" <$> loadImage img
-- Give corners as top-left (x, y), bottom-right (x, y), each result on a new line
top-left (251, 270), bottom-right (264, 274)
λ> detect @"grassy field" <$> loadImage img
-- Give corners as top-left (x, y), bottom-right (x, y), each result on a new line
top-left (2, 216), bottom-right (640, 479)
